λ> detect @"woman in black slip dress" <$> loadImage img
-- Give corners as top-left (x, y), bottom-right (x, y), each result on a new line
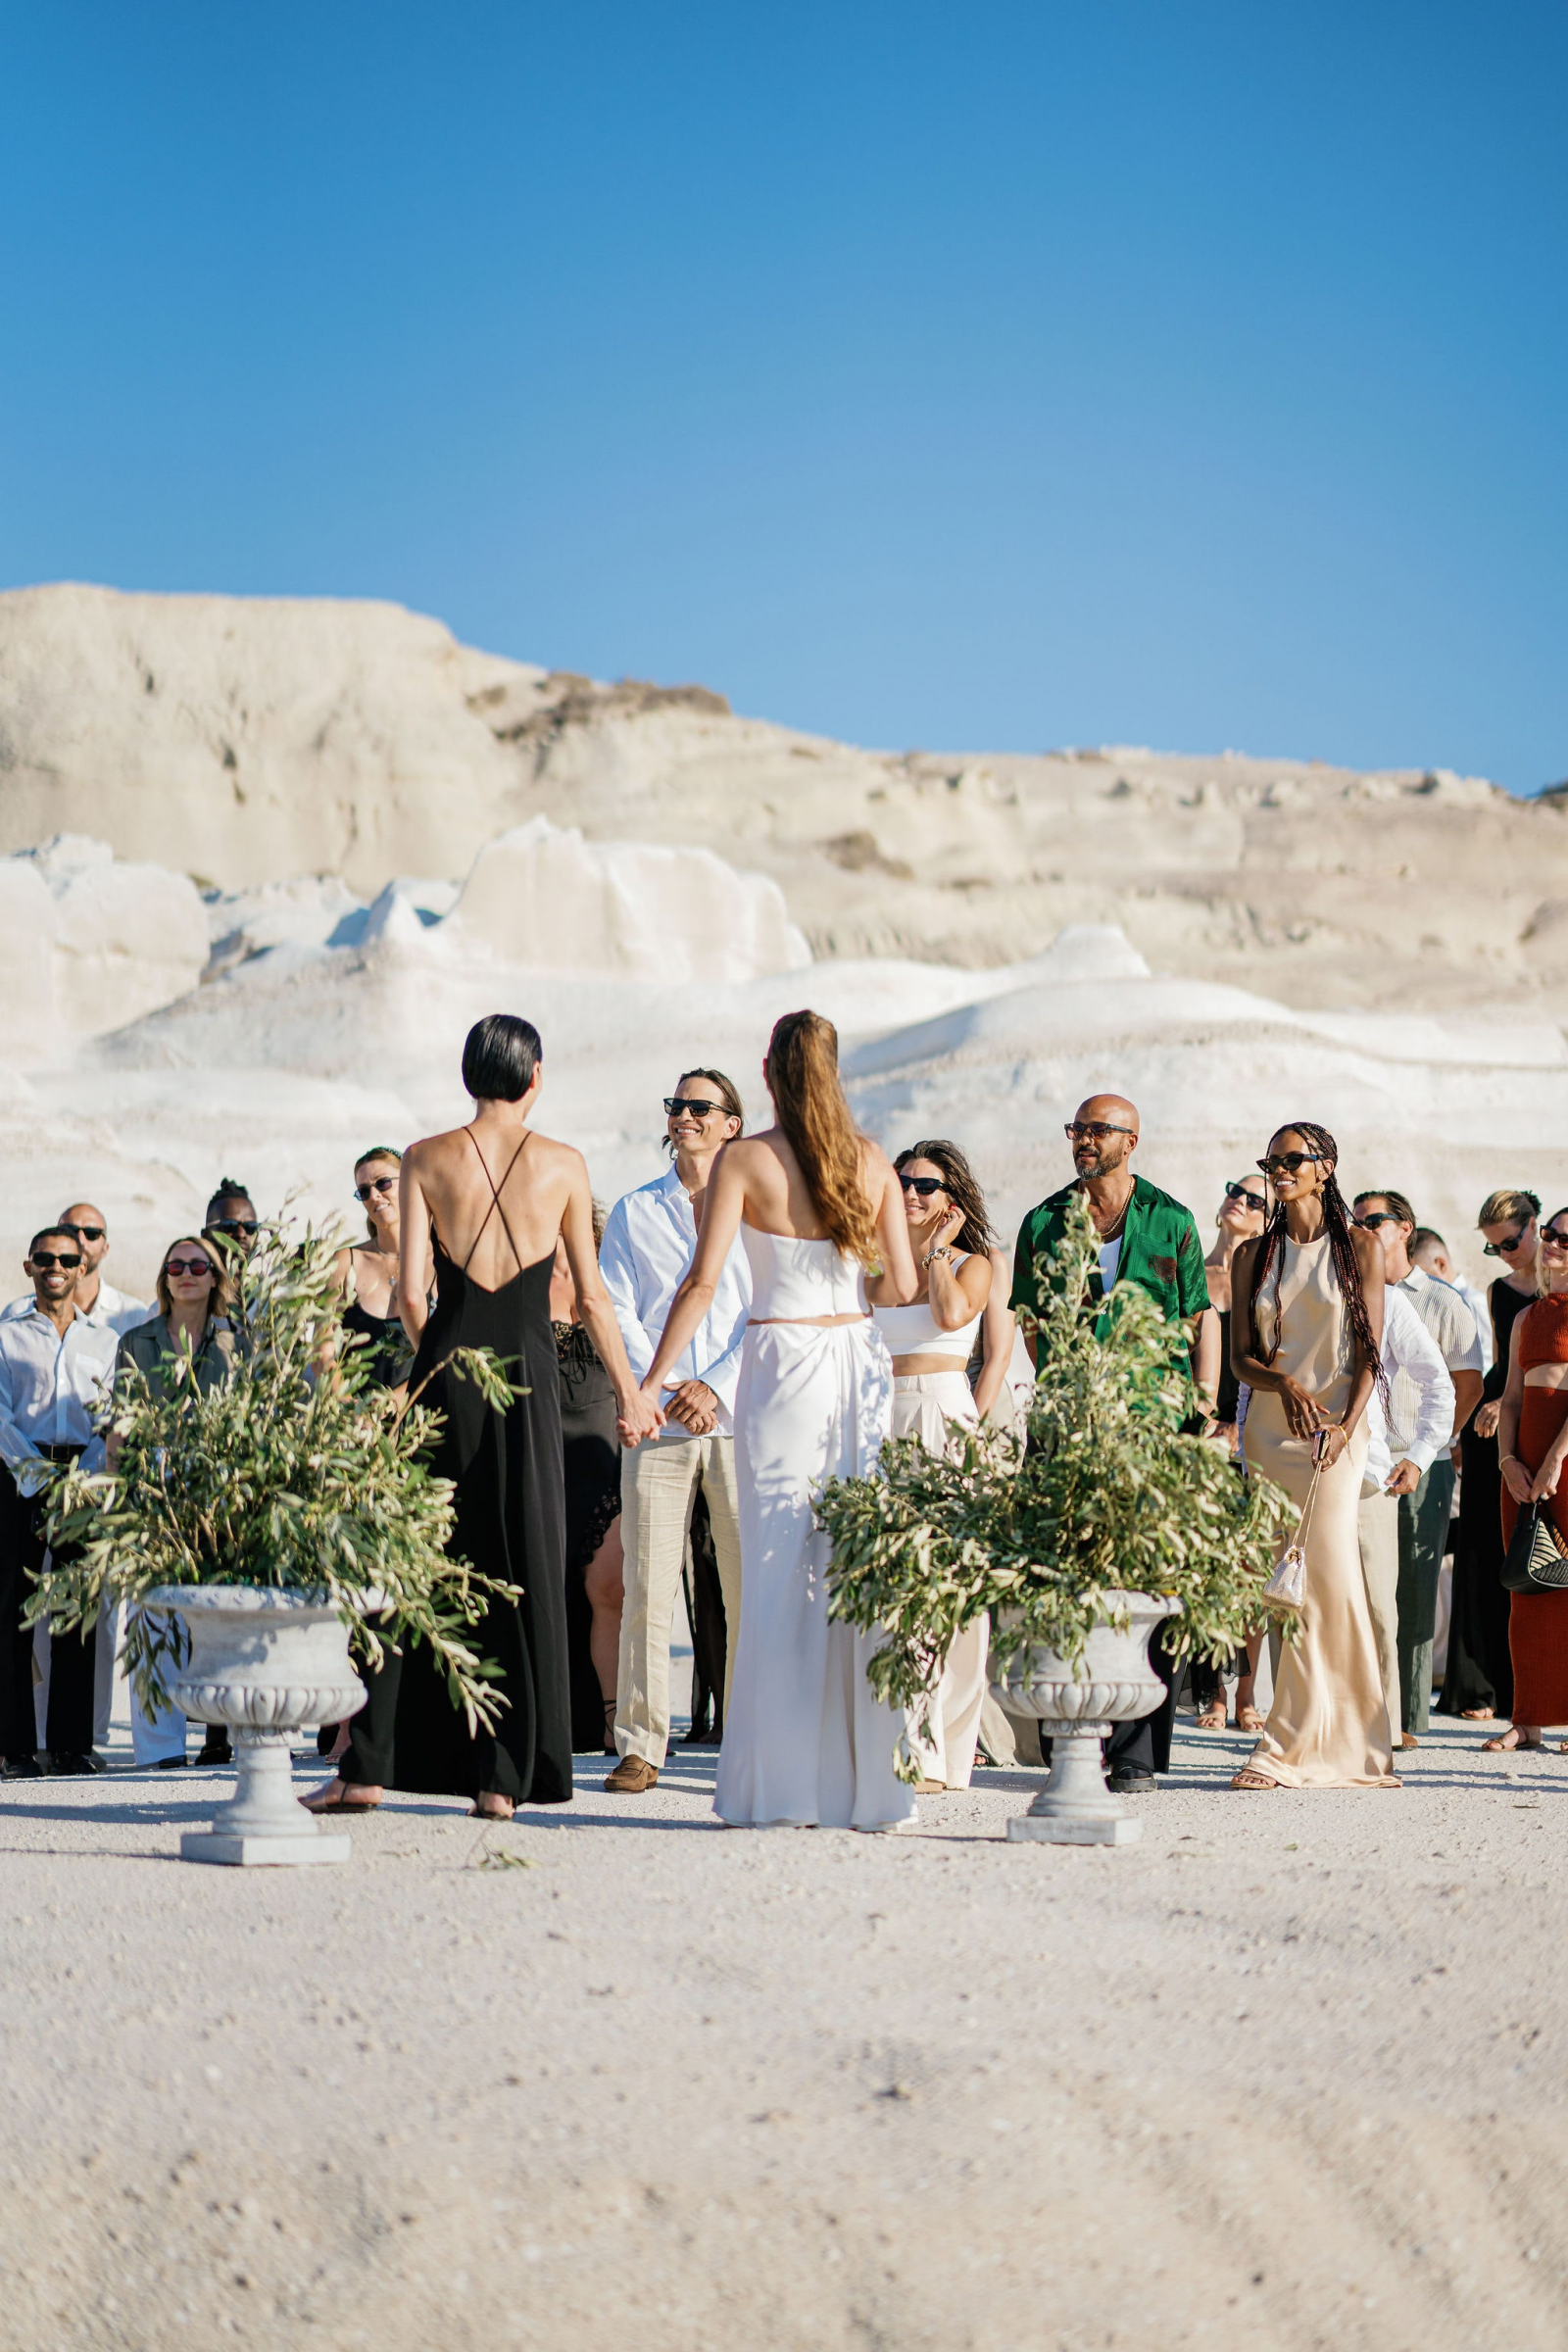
top-left (306, 1014), bottom-right (662, 1821)
top-left (549, 1213), bottom-right (626, 1755)
top-left (1194, 1177), bottom-right (1271, 1731)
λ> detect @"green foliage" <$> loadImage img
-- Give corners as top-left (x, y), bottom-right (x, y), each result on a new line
top-left (29, 1217), bottom-right (523, 1731)
top-left (819, 1194), bottom-right (1293, 1737)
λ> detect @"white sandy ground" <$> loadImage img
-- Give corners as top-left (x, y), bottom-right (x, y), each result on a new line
top-left (1, 1699), bottom-right (1566, 2352)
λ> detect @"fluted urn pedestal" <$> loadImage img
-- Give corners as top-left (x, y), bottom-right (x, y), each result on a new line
top-left (990, 1592), bottom-right (1178, 1844)
top-left (146, 1587), bottom-right (367, 1867)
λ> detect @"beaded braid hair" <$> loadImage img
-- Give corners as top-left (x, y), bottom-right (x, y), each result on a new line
top-left (1247, 1120), bottom-right (1387, 1405)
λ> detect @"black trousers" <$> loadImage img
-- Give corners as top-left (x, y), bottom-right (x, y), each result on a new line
top-left (1102, 1619), bottom-right (1180, 1776)
top-left (0, 1464), bottom-right (95, 1761)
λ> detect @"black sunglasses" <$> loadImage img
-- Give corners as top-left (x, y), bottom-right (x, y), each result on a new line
top-left (29, 1251), bottom-right (81, 1271)
top-left (1353, 1211), bottom-right (1399, 1230)
top-left (1257, 1152), bottom-right (1321, 1175)
top-left (1484, 1229), bottom-right (1529, 1257)
top-left (899, 1175), bottom-right (947, 1197)
top-left (1065, 1121), bottom-right (1132, 1142)
top-left (1223, 1183), bottom-right (1266, 1211)
top-left (1542, 1228), bottom-right (1568, 1250)
top-left (60, 1223), bottom-right (105, 1243)
top-left (355, 1176), bottom-right (397, 1201)
top-left (166, 1255), bottom-right (214, 1279)
top-left (207, 1219), bottom-right (258, 1238)
top-left (663, 1097), bottom-right (729, 1119)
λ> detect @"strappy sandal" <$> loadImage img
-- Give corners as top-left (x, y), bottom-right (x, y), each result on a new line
top-left (302, 1781), bottom-right (381, 1814)
top-left (603, 1698), bottom-right (617, 1756)
top-left (1234, 1705), bottom-right (1266, 1734)
top-left (1482, 1726), bottom-right (1543, 1751)
top-left (1230, 1768), bottom-right (1279, 1790)
top-left (1195, 1700), bottom-right (1227, 1731)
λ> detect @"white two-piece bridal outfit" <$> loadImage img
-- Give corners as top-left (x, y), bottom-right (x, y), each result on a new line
top-left (874, 1269), bottom-right (989, 1790)
top-left (713, 1227), bottom-right (915, 1832)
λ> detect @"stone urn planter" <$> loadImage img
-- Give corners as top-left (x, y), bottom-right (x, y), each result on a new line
top-left (146, 1586), bottom-right (367, 1867)
top-left (990, 1592), bottom-right (1178, 1843)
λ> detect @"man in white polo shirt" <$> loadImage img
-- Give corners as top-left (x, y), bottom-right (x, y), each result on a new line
top-left (1353, 1189), bottom-right (1484, 1746)
top-left (599, 1070), bottom-right (753, 1794)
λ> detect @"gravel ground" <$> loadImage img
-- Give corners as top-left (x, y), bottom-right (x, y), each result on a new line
top-left (2, 1707), bottom-right (1566, 2352)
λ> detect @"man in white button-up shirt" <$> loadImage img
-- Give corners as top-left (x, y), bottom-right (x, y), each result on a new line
top-left (0, 1200), bottom-right (148, 1338)
top-left (0, 1228), bottom-right (119, 1775)
top-left (1356, 1282), bottom-right (1455, 1752)
top-left (599, 1070), bottom-right (753, 1792)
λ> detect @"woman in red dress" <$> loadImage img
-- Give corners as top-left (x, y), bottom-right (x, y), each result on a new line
top-left (1490, 1206), bottom-right (1568, 1752)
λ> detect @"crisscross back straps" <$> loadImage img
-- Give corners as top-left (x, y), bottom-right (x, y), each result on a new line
top-left (462, 1126), bottom-right (531, 1277)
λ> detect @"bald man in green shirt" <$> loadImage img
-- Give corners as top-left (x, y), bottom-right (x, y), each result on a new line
top-left (1010, 1093), bottom-right (1218, 1790)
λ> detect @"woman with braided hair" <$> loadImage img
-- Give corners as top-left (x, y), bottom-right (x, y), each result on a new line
top-left (1228, 1123), bottom-right (1400, 1789)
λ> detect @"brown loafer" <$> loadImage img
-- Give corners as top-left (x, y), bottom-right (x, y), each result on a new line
top-left (604, 1756), bottom-right (659, 1793)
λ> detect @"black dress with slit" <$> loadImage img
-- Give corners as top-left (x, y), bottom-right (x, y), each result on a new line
top-left (1440, 1278), bottom-right (1529, 1721)
top-left (343, 1160), bottom-right (572, 1804)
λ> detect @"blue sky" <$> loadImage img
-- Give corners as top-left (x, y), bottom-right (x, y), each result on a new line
top-left (2, 3), bottom-right (1563, 787)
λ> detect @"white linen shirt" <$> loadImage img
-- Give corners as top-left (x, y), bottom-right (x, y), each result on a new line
top-left (0, 1305), bottom-right (120, 1477)
top-left (1, 1279), bottom-right (150, 1339)
top-left (1364, 1284), bottom-right (1456, 1493)
top-left (599, 1163), bottom-right (753, 1434)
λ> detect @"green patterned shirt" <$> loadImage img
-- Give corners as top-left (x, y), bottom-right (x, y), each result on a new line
top-left (1009, 1174), bottom-right (1210, 1342)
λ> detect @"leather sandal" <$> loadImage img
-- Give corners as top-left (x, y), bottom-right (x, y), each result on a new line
top-left (302, 1780), bottom-right (381, 1814)
top-left (1234, 1706), bottom-right (1266, 1734)
top-left (1230, 1768), bottom-right (1280, 1790)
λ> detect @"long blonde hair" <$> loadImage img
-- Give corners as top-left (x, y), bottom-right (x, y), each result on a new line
top-left (764, 1009), bottom-right (878, 1267)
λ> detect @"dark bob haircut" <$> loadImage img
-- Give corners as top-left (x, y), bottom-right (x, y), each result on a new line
top-left (462, 1013), bottom-right (542, 1103)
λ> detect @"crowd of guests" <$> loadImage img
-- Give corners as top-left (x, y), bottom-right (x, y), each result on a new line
top-left (0, 1007), bottom-right (1564, 1818)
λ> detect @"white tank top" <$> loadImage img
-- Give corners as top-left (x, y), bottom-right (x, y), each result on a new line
top-left (741, 1225), bottom-right (866, 1318)
top-left (873, 1252), bottom-right (982, 1360)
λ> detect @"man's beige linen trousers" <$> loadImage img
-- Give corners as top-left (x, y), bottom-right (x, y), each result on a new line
top-left (614, 1431), bottom-right (743, 1768)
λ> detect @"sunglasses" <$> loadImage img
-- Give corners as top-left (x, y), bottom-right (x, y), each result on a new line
top-left (1223, 1183), bottom-right (1266, 1211)
top-left (663, 1097), bottom-right (729, 1119)
top-left (355, 1176), bottom-right (397, 1201)
top-left (165, 1255), bottom-right (214, 1278)
top-left (1353, 1211), bottom-right (1400, 1230)
top-left (1542, 1229), bottom-right (1568, 1250)
top-left (207, 1219), bottom-right (258, 1238)
top-left (1484, 1230), bottom-right (1529, 1257)
top-left (60, 1223), bottom-right (105, 1243)
top-left (1065, 1121), bottom-right (1132, 1142)
top-left (1257, 1152), bottom-right (1321, 1175)
top-left (899, 1175), bottom-right (947, 1197)
top-left (29, 1251), bottom-right (81, 1271)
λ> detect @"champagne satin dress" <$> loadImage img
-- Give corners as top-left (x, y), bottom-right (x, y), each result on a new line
top-left (1242, 1233), bottom-right (1398, 1788)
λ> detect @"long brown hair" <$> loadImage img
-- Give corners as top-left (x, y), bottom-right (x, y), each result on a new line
top-left (895, 1140), bottom-right (996, 1257)
top-left (1246, 1121), bottom-right (1385, 1399)
top-left (765, 1010), bottom-right (878, 1266)
top-left (155, 1236), bottom-right (236, 1327)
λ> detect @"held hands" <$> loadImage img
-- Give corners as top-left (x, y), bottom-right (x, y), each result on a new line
top-left (617, 1385), bottom-right (666, 1449)
top-left (1473, 1399), bottom-right (1502, 1441)
top-left (662, 1379), bottom-right (720, 1435)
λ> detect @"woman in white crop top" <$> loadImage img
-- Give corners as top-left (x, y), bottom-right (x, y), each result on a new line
top-left (872, 1143), bottom-right (998, 1791)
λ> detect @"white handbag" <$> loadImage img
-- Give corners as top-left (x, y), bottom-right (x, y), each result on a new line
top-left (1262, 1437), bottom-right (1329, 1613)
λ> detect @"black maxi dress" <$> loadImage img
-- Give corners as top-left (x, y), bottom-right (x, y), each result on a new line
top-left (343, 1230), bottom-right (573, 1805)
top-left (1439, 1278), bottom-right (1529, 1721)
top-left (556, 1319), bottom-right (623, 1752)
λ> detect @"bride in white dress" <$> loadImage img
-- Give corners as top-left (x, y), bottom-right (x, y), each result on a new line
top-left (635, 1009), bottom-right (919, 1829)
